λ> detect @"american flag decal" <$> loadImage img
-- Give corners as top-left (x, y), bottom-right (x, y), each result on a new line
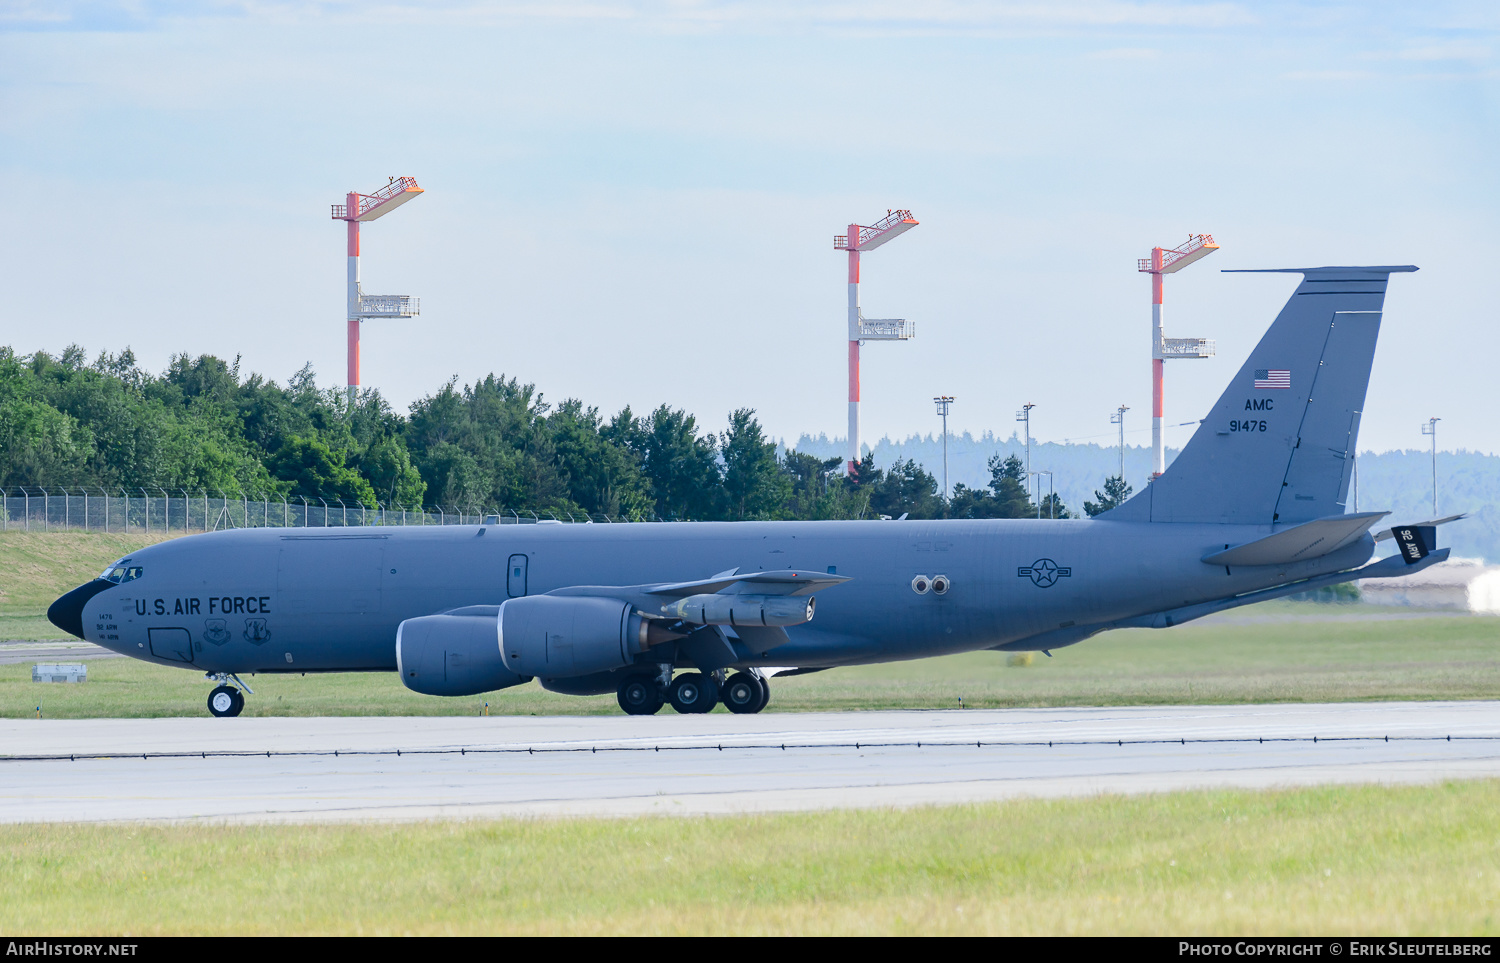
top-left (1254, 368), bottom-right (1291, 389)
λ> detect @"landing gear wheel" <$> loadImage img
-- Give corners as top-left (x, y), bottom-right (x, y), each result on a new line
top-left (617, 676), bottom-right (664, 716)
top-left (752, 674), bottom-right (771, 713)
top-left (722, 673), bottom-right (764, 714)
top-left (668, 672), bottom-right (719, 714)
top-left (207, 685), bottom-right (243, 718)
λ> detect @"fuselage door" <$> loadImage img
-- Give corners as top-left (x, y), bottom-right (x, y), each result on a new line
top-left (148, 627), bottom-right (195, 663)
top-left (507, 554), bottom-right (528, 598)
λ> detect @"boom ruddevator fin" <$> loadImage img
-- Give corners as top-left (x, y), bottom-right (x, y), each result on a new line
top-left (1103, 265), bottom-right (1417, 525)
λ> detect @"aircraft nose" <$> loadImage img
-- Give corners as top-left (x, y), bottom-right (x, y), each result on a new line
top-left (48, 581), bottom-right (112, 641)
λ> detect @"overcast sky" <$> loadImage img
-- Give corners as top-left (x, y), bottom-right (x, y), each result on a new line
top-left (3, 1), bottom-right (1496, 456)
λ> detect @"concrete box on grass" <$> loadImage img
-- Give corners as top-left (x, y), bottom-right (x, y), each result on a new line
top-left (33, 663), bottom-right (86, 683)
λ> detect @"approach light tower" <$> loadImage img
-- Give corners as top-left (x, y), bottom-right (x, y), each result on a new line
top-left (1138, 234), bottom-right (1218, 478)
top-left (835, 209), bottom-right (919, 476)
top-left (331, 177), bottom-right (424, 403)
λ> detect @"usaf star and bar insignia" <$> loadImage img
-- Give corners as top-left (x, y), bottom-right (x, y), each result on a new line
top-left (1018, 558), bottom-right (1072, 588)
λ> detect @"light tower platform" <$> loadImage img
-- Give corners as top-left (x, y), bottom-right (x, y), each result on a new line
top-left (330, 177), bottom-right (425, 221)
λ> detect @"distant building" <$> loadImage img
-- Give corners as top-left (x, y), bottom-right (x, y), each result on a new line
top-left (1359, 557), bottom-right (1500, 613)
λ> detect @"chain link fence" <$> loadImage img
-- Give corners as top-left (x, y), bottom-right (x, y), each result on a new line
top-left (1, 487), bottom-right (662, 534)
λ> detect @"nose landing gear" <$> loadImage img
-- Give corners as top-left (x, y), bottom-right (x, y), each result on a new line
top-left (205, 672), bottom-right (253, 717)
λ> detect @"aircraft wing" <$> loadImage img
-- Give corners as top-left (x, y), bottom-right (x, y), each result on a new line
top-left (1202, 511), bottom-right (1388, 567)
top-left (546, 568), bottom-right (852, 610)
top-left (646, 569), bottom-right (851, 598)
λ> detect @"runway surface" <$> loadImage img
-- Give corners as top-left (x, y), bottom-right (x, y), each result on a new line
top-left (4, 702), bottom-right (1498, 823)
top-left (0, 639), bottom-right (120, 665)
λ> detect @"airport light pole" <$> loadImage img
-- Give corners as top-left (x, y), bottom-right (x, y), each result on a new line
top-left (834, 210), bottom-right (919, 477)
top-left (1016, 403), bottom-right (1035, 510)
top-left (933, 396), bottom-right (953, 500)
top-left (1110, 405), bottom-right (1129, 481)
top-left (331, 177), bottom-right (424, 404)
top-left (1037, 470), bottom-right (1054, 519)
top-left (1138, 235), bottom-right (1218, 478)
top-left (1422, 417), bottom-right (1441, 516)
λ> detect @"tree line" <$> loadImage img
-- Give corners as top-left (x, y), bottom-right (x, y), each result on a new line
top-left (0, 346), bottom-right (1133, 520)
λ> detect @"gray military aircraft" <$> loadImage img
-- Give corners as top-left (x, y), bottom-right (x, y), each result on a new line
top-left (49, 265), bottom-right (1458, 717)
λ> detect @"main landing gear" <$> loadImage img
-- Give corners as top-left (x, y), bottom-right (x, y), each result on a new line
top-left (721, 672), bottom-right (770, 714)
top-left (615, 668), bottom-right (770, 716)
top-left (205, 672), bottom-right (253, 718)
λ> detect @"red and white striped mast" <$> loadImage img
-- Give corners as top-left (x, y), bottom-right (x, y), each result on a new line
top-left (1138, 234), bottom-right (1218, 478)
top-left (834, 209), bottom-right (919, 477)
top-left (331, 177), bottom-right (424, 403)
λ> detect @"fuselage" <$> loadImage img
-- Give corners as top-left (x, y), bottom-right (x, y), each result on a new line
top-left (58, 517), bottom-right (1374, 674)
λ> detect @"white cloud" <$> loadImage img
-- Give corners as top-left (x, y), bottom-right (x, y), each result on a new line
top-left (1397, 40), bottom-right (1491, 62)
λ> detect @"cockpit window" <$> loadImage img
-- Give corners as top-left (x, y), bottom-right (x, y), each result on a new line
top-left (99, 562), bottom-right (143, 584)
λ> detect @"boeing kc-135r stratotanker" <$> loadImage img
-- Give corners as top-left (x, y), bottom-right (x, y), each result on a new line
top-left (49, 266), bottom-right (1461, 717)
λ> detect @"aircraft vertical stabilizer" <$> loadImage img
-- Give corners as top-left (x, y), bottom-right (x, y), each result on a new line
top-left (1104, 266), bottom-right (1416, 526)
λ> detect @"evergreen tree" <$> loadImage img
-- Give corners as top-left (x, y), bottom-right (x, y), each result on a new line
top-left (1083, 475), bottom-right (1133, 517)
top-left (947, 454), bottom-right (1035, 519)
top-left (545, 399), bottom-right (652, 518)
top-left (1038, 492), bottom-right (1072, 519)
top-left (267, 436), bottom-right (379, 507)
top-left (868, 457), bottom-right (943, 519)
top-left (361, 436), bottom-right (427, 508)
top-left (720, 408), bottom-right (791, 520)
top-left (782, 450), bottom-right (858, 519)
top-left (628, 405), bottom-right (721, 520)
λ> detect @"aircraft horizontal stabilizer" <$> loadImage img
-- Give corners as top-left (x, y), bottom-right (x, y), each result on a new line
top-left (1202, 512), bottom-right (1388, 567)
top-left (1156, 547), bottom-right (1450, 627)
top-left (1372, 514), bottom-right (1466, 542)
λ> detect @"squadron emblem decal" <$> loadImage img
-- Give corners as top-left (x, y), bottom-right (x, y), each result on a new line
top-left (243, 618), bottom-right (272, 645)
top-left (1018, 559), bottom-right (1072, 588)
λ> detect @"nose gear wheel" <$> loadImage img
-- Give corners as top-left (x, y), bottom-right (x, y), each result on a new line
top-left (207, 685), bottom-right (244, 718)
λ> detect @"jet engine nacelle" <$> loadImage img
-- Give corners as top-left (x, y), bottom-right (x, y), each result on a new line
top-left (396, 607), bottom-right (530, 697)
top-left (661, 593), bottom-right (814, 627)
top-left (499, 595), bottom-right (649, 678)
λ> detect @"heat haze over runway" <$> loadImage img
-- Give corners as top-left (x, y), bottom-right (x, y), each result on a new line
top-left (3, 702), bottom-right (1498, 823)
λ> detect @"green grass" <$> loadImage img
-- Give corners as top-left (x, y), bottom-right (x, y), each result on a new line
top-left (3, 781), bottom-right (1498, 935)
top-left (5, 613), bottom-right (1499, 718)
top-left (0, 531), bottom-right (175, 638)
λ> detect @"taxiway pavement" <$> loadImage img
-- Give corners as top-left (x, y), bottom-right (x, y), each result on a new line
top-left (3, 702), bottom-right (1497, 823)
